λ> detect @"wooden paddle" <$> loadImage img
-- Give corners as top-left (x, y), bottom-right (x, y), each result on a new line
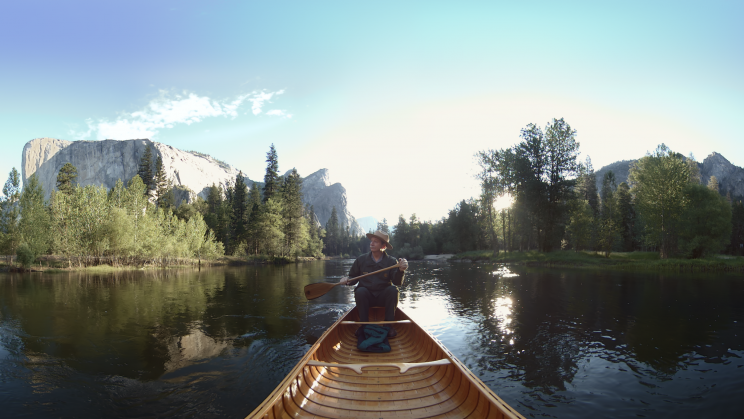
top-left (303, 263), bottom-right (401, 300)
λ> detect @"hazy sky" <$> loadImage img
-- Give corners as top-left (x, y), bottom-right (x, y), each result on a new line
top-left (1, 1), bottom-right (742, 223)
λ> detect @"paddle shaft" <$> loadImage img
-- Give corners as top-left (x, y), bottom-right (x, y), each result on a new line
top-left (303, 262), bottom-right (401, 300)
top-left (343, 262), bottom-right (401, 285)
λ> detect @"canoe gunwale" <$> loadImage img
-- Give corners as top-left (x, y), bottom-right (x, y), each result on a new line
top-left (245, 306), bottom-right (526, 419)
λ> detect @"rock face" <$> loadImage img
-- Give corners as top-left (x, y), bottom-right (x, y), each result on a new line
top-left (299, 168), bottom-right (362, 235)
top-left (21, 138), bottom-right (363, 235)
top-left (595, 152), bottom-right (744, 199)
top-left (700, 152), bottom-right (744, 198)
top-left (23, 138), bottom-right (243, 203)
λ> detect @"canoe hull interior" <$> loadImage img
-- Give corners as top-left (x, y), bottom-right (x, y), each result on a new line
top-left (247, 307), bottom-right (524, 419)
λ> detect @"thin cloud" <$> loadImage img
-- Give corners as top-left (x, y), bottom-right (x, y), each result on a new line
top-left (69, 89), bottom-right (289, 140)
top-left (265, 109), bottom-right (292, 118)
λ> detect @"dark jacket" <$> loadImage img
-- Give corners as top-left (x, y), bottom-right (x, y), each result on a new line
top-left (347, 251), bottom-right (404, 293)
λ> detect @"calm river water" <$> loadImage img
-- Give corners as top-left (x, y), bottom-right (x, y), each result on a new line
top-left (1, 261), bottom-right (742, 418)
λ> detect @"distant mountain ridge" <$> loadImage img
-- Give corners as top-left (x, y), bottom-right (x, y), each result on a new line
top-left (21, 138), bottom-right (362, 235)
top-left (595, 152), bottom-right (744, 199)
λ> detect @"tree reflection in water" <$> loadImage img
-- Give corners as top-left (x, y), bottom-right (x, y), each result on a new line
top-left (398, 262), bottom-right (744, 417)
top-left (0, 261), bottom-right (742, 418)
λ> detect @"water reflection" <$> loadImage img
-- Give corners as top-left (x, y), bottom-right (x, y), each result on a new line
top-left (1, 262), bottom-right (742, 418)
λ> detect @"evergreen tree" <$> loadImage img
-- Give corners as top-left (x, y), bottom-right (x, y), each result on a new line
top-left (153, 155), bottom-right (172, 208)
top-left (245, 183), bottom-right (263, 255)
top-left (0, 168), bottom-right (22, 264)
top-left (729, 200), bottom-right (744, 255)
top-left (376, 218), bottom-right (389, 234)
top-left (255, 198), bottom-right (284, 256)
top-left (577, 156), bottom-right (600, 215)
top-left (137, 146), bottom-right (155, 193)
top-left (231, 172), bottom-right (249, 250)
top-left (281, 169), bottom-right (305, 256)
top-left (56, 162), bottom-right (78, 195)
top-left (262, 144), bottom-right (280, 203)
top-left (678, 183), bottom-right (732, 258)
top-left (567, 200), bottom-right (594, 251)
top-left (615, 182), bottom-right (635, 251)
top-left (598, 171), bottom-right (619, 256)
top-left (303, 204), bottom-right (325, 257)
top-left (325, 206), bottom-right (340, 255)
top-left (18, 175), bottom-right (51, 266)
top-left (204, 184), bottom-right (230, 246)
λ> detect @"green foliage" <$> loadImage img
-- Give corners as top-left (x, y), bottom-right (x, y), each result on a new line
top-left (325, 206), bottom-right (341, 255)
top-left (392, 243), bottom-right (424, 260)
top-left (254, 197), bottom-right (284, 257)
top-left (376, 218), bottom-right (389, 234)
top-left (615, 182), bottom-right (635, 251)
top-left (137, 146), bottom-right (154, 193)
top-left (19, 175), bottom-right (51, 263)
top-left (477, 118), bottom-right (580, 253)
top-left (0, 168), bottom-right (22, 261)
top-left (677, 184), bottom-right (732, 258)
top-left (154, 155), bottom-right (173, 209)
top-left (228, 172), bottom-right (249, 252)
top-left (56, 162), bottom-right (78, 194)
top-left (262, 144), bottom-right (280, 202)
top-left (566, 200), bottom-right (594, 252)
top-left (281, 169), bottom-right (306, 256)
top-left (15, 243), bottom-right (35, 268)
top-left (47, 175), bottom-right (224, 265)
top-left (729, 200), bottom-right (744, 256)
top-left (628, 144), bottom-right (693, 259)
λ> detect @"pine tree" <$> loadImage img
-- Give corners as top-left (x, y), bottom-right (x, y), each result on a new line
top-left (154, 155), bottom-right (170, 208)
top-left (281, 169), bottom-right (305, 256)
top-left (231, 172), bottom-right (249, 249)
top-left (376, 218), bottom-right (389, 234)
top-left (56, 162), bottom-right (78, 195)
top-left (707, 175), bottom-right (720, 193)
top-left (138, 146), bottom-right (154, 194)
top-left (615, 182), bottom-right (635, 251)
top-left (325, 206), bottom-right (340, 255)
top-left (262, 144), bottom-right (280, 202)
top-left (245, 183), bottom-right (262, 255)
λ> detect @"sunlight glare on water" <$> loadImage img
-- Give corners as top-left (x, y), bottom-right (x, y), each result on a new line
top-left (491, 296), bottom-right (514, 337)
top-left (491, 266), bottom-right (518, 278)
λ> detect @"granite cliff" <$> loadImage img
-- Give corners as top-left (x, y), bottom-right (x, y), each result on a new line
top-left (594, 152), bottom-right (744, 199)
top-left (22, 138), bottom-right (362, 235)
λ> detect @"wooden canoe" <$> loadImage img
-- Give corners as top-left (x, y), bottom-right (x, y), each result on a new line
top-left (246, 306), bottom-right (525, 419)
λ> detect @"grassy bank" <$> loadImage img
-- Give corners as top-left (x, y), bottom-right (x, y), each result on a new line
top-left (0, 254), bottom-right (322, 273)
top-left (450, 250), bottom-right (744, 272)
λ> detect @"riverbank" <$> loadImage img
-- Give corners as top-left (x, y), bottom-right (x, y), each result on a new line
top-left (450, 250), bottom-right (744, 272)
top-left (0, 254), bottom-right (322, 273)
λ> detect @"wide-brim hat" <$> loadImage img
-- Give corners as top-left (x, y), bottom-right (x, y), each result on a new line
top-left (366, 230), bottom-right (392, 249)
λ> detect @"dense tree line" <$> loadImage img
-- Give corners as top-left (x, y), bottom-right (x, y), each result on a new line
top-left (160, 144), bottom-right (324, 259)
top-left (3, 129), bottom-right (743, 266)
top-left (0, 144), bottom-right (328, 268)
top-left (385, 120), bottom-right (743, 260)
top-left (0, 168), bottom-right (223, 268)
top-left (473, 124), bottom-right (738, 259)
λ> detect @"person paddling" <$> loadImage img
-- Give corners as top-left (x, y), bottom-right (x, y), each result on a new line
top-left (340, 230), bottom-right (408, 336)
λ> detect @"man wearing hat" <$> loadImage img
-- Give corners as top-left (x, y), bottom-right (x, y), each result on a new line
top-left (339, 230), bottom-right (408, 335)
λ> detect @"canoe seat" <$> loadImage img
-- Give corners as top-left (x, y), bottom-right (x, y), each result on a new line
top-left (307, 359), bottom-right (451, 374)
top-left (340, 320), bottom-right (412, 325)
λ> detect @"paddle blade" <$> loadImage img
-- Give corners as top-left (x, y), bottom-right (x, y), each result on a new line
top-left (304, 282), bottom-right (338, 300)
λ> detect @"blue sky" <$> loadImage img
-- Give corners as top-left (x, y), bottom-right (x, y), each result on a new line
top-left (1, 1), bottom-right (742, 223)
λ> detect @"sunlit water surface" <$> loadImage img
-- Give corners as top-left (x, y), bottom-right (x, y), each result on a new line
top-left (1, 261), bottom-right (742, 418)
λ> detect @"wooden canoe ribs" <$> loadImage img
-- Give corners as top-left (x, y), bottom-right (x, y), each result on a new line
top-left (247, 307), bottom-right (525, 419)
